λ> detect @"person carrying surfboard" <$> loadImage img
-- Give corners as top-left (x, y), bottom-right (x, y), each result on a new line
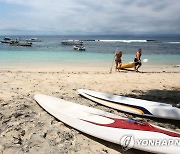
top-left (134, 48), bottom-right (142, 72)
top-left (115, 51), bottom-right (122, 71)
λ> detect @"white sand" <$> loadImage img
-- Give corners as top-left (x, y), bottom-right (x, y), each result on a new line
top-left (0, 64), bottom-right (180, 154)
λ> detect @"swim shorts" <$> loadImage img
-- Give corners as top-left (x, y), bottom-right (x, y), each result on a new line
top-left (134, 58), bottom-right (142, 66)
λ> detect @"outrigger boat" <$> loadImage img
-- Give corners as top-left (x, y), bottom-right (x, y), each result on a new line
top-left (26, 38), bottom-right (41, 42)
top-left (1, 37), bottom-right (12, 43)
top-left (74, 45), bottom-right (86, 51)
top-left (10, 40), bottom-right (32, 47)
top-left (61, 39), bottom-right (83, 45)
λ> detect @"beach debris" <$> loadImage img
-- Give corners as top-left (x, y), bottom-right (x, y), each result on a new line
top-left (173, 65), bottom-right (180, 67)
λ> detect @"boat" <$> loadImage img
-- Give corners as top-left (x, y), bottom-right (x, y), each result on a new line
top-left (9, 40), bottom-right (19, 45)
top-left (117, 62), bottom-right (135, 69)
top-left (26, 38), bottom-right (41, 42)
top-left (74, 45), bottom-right (86, 51)
top-left (18, 42), bottom-right (32, 47)
top-left (61, 39), bottom-right (83, 45)
top-left (10, 40), bottom-right (32, 47)
top-left (1, 37), bottom-right (12, 43)
top-left (117, 59), bottom-right (148, 69)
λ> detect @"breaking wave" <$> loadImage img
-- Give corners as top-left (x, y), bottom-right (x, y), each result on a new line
top-left (166, 42), bottom-right (180, 44)
top-left (97, 40), bottom-right (147, 43)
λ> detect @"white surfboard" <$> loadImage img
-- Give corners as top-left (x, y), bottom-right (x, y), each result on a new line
top-left (34, 94), bottom-right (180, 154)
top-left (77, 89), bottom-right (180, 120)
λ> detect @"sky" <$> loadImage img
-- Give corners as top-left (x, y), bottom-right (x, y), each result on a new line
top-left (0, 0), bottom-right (180, 35)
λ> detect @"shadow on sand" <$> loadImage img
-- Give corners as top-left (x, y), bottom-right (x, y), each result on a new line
top-left (124, 88), bottom-right (180, 108)
top-left (123, 88), bottom-right (180, 127)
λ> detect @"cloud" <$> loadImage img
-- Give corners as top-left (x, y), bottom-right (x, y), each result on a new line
top-left (0, 0), bottom-right (180, 35)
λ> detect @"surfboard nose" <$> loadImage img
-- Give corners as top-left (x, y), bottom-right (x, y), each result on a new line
top-left (34, 94), bottom-right (44, 100)
top-left (77, 89), bottom-right (84, 94)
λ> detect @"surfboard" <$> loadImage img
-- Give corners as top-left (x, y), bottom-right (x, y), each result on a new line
top-left (77, 89), bottom-right (180, 120)
top-left (34, 94), bottom-right (180, 154)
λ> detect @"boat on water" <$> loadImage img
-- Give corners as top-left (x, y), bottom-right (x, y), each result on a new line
top-left (61, 39), bottom-right (83, 45)
top-left (1, 37), bottom-right (12, 43)
top-left (10, 40), bottom-right (32, 47)
top-left (26, 38), bottom-right (41, 42)
top-left (74, 45), bottom-right (86, 51)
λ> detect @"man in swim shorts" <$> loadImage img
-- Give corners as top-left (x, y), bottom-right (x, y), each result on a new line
top-left (134, 48), bottom-right (142, 72)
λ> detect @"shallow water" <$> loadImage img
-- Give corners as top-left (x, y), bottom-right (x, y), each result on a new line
top-left (0, 35), bottom-right (180, 66)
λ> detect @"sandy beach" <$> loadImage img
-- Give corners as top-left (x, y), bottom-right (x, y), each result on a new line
top-left (0, 64), bottom-right (180, 154)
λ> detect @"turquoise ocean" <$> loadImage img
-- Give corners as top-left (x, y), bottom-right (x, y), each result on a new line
top-left (0, 35), bottom-right (180, 67)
